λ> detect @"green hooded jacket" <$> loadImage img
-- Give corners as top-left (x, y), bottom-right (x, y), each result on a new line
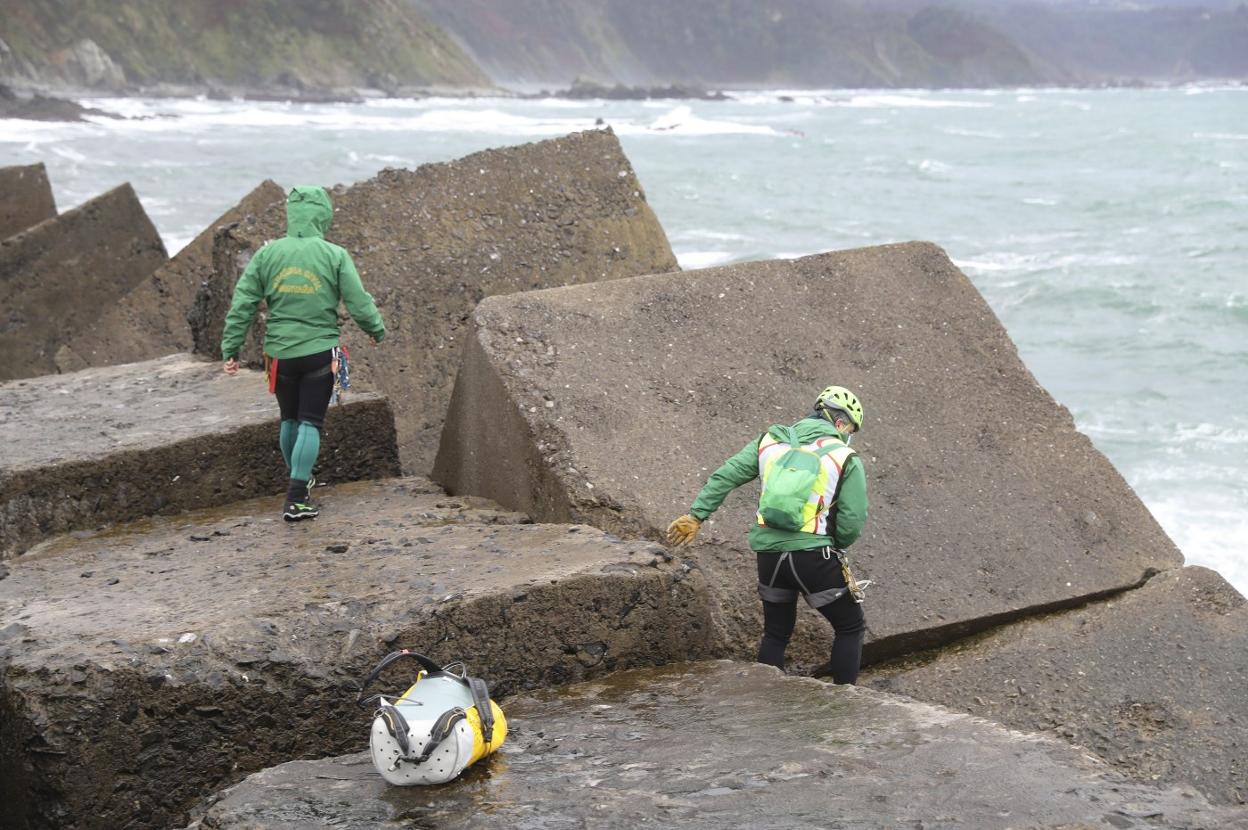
top-left (221, 186), bottom-right (386, 360)
top-left (688, 416), bottom-right (868, 551)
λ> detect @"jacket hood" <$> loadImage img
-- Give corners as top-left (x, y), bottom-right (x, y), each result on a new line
top-left (286, 186), bottom-right (332, 238)
top-left (777, 416), bottom-right (849, 444)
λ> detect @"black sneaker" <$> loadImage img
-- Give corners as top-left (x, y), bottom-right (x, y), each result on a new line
top-left (283, 500), bottom-right (320, 522)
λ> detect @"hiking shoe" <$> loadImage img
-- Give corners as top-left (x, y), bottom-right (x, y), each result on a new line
top-left (283, 500), bottom-right (320, 522)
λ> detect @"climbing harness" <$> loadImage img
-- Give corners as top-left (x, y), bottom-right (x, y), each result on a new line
top-left (757, 547), bottom-right (872, 607)
top-left (330, 345), bottom-right (350, 405)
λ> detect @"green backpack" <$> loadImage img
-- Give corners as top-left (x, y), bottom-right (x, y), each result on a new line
top-left (756, 425), bottom-right (849, 532)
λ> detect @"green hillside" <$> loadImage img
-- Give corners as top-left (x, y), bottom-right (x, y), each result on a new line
top-left (0, 0), bottom-right (490, 93)
top-left (414, 0), bottom-right (1062, 88)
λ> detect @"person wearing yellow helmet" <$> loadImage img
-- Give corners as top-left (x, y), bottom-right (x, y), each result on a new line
top-left (666, 385), bottom-right (869, 683)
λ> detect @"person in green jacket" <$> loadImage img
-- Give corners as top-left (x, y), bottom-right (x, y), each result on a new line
top-left (666, 385), bottom-right (869, 683)
top-left (221, 185), bottom-right (386, 521)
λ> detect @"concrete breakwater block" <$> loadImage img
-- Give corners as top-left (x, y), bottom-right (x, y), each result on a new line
top-left (434, 242), bottom-right (1183, 663)
top-left (0, 182), bottom-right (168, 380)
top-left (867, 566), bottom-right (1248, 806)
top-left (0, 162), bottom-right (56, 240)
top-left (0, 477), bottom-right (711, 830)
top-left (189, 128), bottom-right (680, 471)
top-left (56, 180), bottom-right (287, 372)
top-left (0, 354), bottom-right (399, 558)
top-left (185, 662), bottom-right (1248, 830)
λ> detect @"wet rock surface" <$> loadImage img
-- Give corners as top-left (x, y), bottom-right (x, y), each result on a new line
top-left (57, 180), bottom-right (286, 372)
top-left (0, 182), bottom-right (168, 380)
top-left (188, 129), bottom-right (679, 471)
top-left (0, 354), bottom-right (398, 557)
top-left (867, 566), bottom-right (1248, 805)
top-left (186, 661), bottom-right (1248, 830)
top-left (0, 162), bottom-right (56, 239)
top-left (0, 476), bottom-right (711, 830)
top-left (434, 242), bottom-right (1183, 665)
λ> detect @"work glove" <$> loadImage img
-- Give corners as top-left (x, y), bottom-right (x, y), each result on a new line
top-left (666, 514), bottom-right (702, 548)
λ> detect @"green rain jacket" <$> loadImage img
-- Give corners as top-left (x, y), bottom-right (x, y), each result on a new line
top-left (689, 416), bottom-right (868, 552)
top-left (221, 186), bottom-right (385, 360)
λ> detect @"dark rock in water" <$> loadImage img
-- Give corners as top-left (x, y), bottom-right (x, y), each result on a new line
top-left (434, 242), bottom-right (1183, 665)
top-left (551, 78), bottom-right (730, 100)
top-left (867, 566), bottom-right (1248, 805)
top-left (0, 83), bottom-right (116, 122)
top-left (187, 129), bottom-right (679, 471)
top-left (0, 162), bottom-right (56, 239)
top-left (0, 183), bottom-right (168, 380)
top-left (57, 180), bottom-right (287, 371)
top-left (184, 662), bottom-right (1248, 829)
top-left (0, 354), bottom-right (399, 557)
top-left (0, 480), bottom-right (709, 829)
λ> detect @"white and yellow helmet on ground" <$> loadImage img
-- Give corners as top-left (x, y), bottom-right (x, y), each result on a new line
top-left (356, 650), bottom-right (507, 786)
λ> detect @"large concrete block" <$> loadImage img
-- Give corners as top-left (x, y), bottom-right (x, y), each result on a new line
top-left (0, 162), bottom-right (56, 239)
top-left (185, 662), bottom-right (1248, 830)
top-left (56, 181), bottom-right (286, 372)
top-left (0, 354), bottom-right (399, 558)
top-left (434, 242), bottom-right (1184, 663)
top-left (0, 183), bottom-right (168, 380)
top-left (868, 566), bottom-right (1248, 805)
top-left (188, 129), bottom-right (679, 471)
top-left (0, 479), bottom-right (710, 830)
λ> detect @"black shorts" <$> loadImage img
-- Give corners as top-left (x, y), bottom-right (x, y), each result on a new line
top-left (274, 349), bottom-right (334, 429)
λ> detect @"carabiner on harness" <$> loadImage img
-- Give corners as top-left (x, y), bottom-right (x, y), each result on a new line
top-left (833, 548), bottom-right (872, 604)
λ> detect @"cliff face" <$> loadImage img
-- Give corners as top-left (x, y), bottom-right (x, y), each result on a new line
top-left (960, 1), bottom-right (1248, 81)
top-left (415, 0), bottom-right (1064, 88)
top-left (0, 0), bottom-right (490, 94)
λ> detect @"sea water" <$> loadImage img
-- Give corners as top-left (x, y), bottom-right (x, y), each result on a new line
top-left (2, 88), bottom-right (1244, 594)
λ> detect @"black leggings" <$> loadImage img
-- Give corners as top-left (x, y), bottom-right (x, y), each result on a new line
top-left (274, 349), bottom-right (334, 428)
top-left (756, 549), bottom-right (866, 684)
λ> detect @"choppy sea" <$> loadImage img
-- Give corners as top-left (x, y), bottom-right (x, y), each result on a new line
top-left (3, 88), bottom-right (1245, 594)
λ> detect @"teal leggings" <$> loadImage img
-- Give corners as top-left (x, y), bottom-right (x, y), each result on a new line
top-left (280, 419), bottom-right (319, 483)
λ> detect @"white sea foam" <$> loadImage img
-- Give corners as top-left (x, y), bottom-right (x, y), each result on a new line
top-left (620, 106), bottom-right (779, 136)
top-left (1194, 132), bottom-right (1248, 141)
top-left (942, 127), bottom-right (1004, 139)
top-left (677, 250), bottom-right (735, 269)
top-left (1146, 493), bottom-right (1248, 596)
top-left (163, 234), bottom-right (193, 256)
top-left (843, 94), bottom-right (989, 109)
top-left (1022, 197), bottom-right (1059, 206)
top-left (675, 229), bottom-right (751, 242)
top-left (912, 158), bottom-right (952, 176)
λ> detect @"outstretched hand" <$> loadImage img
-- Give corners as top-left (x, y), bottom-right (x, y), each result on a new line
top-left (666, 514), bottom-right (702, 548)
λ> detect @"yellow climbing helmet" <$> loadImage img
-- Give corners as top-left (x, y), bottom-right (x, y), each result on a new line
top-left (816, 385), bottom-right (863, 430)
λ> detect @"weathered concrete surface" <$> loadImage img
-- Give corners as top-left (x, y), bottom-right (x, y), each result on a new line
top-left (186, 662), bottom-right (1248, 830)
top-left (0, 478), bottom-right (710, 830)
top-left (867, 566), bottom-right (1248, 805)
top-left (434, 242), bottom-right (1184, 665)
top-left (188, 129), bottom-right (679, 471)
top-left (0, 162), bottom-right (56, 239)
top-left (0, 354), bottom-right (398, 557)
top-left (55, 181), bottom-right (286, 372)
top-left (0, 182), bottom-right (168, 380)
